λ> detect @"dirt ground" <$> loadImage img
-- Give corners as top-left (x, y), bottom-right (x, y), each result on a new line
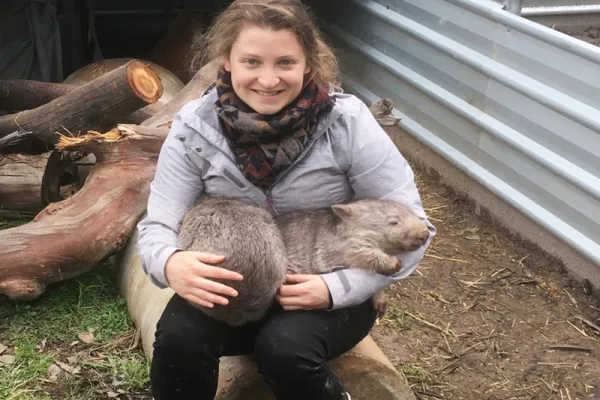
top-left (558, 27), bottom-right (600, 47)
top-left (371, 163), bottom-right (600, 400)
top-left (369, 26), bottom-right (600, 400)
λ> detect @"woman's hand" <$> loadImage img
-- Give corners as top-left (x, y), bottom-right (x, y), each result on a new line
top-left (165, 251), bottom-right (243, 308)
top-left (276, 274), bottom-right (331, 311)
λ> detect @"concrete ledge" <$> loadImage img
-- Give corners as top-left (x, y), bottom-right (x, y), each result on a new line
top-left (385, 125), bottom-right (600, 293)
top-left (115, 228), bottom-right (416, 400)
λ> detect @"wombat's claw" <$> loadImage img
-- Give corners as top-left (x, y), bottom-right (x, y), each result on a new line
top-left (371, 297), bottom-right (387, 319)
top-left (381, 256), bottom-right (402, 275)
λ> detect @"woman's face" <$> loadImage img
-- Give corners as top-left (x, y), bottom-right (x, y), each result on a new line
top-left (224, 24), bottom-right (311, 115)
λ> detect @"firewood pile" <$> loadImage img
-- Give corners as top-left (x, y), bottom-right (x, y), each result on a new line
top-left (0, 12), bottom-right (222, 302)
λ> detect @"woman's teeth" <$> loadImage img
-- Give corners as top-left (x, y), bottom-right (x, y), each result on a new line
top-left (255, 90), bottom-right (281, 96)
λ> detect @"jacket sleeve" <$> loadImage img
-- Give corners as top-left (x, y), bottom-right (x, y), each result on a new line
top-left (136, 113), bottom-right (205, 288)
top-left (320, 100), bottom-right (436, 310)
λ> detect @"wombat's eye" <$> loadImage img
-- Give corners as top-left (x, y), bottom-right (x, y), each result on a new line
top-left (389, 220), bottom-right (399, 226)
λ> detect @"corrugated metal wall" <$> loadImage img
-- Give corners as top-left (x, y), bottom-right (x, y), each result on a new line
top-left (312, 0), bottom-right (600, 273)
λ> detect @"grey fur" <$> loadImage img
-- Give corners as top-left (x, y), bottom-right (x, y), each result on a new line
top-left (178, 196), bottom-right (429, 325)
top-left (274, 198), bottom-right (430, 315)
top-left (177, 196), bottom-right (288, 327)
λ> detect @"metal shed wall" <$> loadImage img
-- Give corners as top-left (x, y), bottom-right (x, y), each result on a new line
top-left (312, 0), bottom-right (600, 285)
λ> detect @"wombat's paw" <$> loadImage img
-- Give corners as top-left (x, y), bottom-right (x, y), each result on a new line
top-left (380, 255), bottom-right (402, 275)
top-left (371, 294), bottom-right (388, 318)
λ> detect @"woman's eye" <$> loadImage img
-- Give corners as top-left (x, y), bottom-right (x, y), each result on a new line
top-left (246, 59), bottom-right (258, 66)
top-left (280, 59), bottom-right (293, 66)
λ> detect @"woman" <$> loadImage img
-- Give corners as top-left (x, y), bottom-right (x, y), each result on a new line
top-left (136, 0), bottom-right (435, 399)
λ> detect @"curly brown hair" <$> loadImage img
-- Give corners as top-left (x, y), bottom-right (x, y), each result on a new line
top-left (191, 0), bottom-right (339, 86)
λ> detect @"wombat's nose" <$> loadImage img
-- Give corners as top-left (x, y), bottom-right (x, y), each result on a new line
top-left (418, 227), bottom-right (430, 244)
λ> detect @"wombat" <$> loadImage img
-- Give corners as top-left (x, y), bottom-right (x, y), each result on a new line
top-left (177, 196), bottom-right (288, 327)
top-left (178, 196), bottom-right (430, 325)
top-left (274, 198), bottom-right (430, 316)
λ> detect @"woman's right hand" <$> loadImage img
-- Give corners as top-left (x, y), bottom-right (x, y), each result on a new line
top-left (165, 251), bottom-right (243, 308)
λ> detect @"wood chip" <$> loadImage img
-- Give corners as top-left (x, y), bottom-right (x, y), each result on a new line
top-left (548, 344), bottom-right (593, 352)
top-left (575, 315), bottom-right (600, 334)
top-left (563, 289), bottom-right (577, 305)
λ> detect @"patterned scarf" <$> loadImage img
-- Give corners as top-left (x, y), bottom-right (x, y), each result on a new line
top-left (213, 67), bottom-right (335, 190)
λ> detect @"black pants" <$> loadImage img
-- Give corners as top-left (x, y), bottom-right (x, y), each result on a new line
top-left (150, 293), bottom-right (378, 400)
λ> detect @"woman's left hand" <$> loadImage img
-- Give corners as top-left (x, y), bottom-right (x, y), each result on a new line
top-left (277, 274), bottom-right (331, 310)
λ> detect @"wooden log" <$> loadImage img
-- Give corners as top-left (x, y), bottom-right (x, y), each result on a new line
top-left (0, 152), bottom-right (79, 219)
top-left (0, 80), bottom-right (77, 111)
top-left (63, 58), bottom-right (185, 124)
top-left (0, 60), bottom-right (163, 155)
top-left (0, 125), bottom-right (168, 300)
top-left (141, 58), bottom-right (221, 128)
top-left (116, 229), bottom-right (417, 400)
top-left (0, 58), bottom-right (218, 299)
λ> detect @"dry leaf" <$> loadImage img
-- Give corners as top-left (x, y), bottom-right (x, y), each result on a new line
top-left (67, 355), bottom-right (78, 364)
top-left (0, 354), bottom-right (15, 365)
top-left (47, 364), bottom-right (62, 382)
top-left (0, 343), bottom-right (7, 355)
top-left (55, 360), bottom-right (81, 375)
top-left (466, 235), bottom-right (480, 240)
top-left (78, 332), bottom-right (94, 344)
top-left (107, 391), bottom-right (120, 398)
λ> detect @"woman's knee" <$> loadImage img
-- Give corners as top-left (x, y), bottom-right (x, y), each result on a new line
top-left (254, 319), bottom-right (325, 377)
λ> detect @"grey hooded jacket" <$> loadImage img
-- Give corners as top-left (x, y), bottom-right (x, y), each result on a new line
top-left (136, 87), bottom-right (436, 310)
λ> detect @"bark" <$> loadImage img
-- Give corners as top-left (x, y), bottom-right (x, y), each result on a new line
top-left (0, 152), bottom-right (79, 219)
top-left (0, 80), bottom-right (77, 111)
top-left (0, 60), bottom-right (163, 154)
top-left (0, 59), bottom-right (232, 300)
top-left (0, 125), bottom-right (168, 300)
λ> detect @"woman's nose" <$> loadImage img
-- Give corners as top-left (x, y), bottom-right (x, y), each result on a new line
top-left (257, 70), bottom-right (280, 89)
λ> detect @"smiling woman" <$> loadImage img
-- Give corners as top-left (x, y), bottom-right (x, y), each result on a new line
top-left (135, 0), bottom-right (435, 399)
top-left (223, 25), bottom-right (311, 115)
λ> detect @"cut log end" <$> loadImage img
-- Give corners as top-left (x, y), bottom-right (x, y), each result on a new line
top-left (127, 62), bottom-right (163, 104)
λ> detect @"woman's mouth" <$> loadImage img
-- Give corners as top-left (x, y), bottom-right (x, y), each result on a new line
top-left (253, 89), bottom-right (284, 97)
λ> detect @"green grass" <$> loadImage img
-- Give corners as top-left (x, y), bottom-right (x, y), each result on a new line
top-left (1, 218), bottom-right (150, 399)
top-left (395, 362), bottom-right (433, 385)
top-left (380, 303), bottom-right (412, 331)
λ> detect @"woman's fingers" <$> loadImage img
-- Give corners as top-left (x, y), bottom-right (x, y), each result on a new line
top-left (185, 293), bottom-right (215, 309)
top-left (192, 251), bottom-right (227, 265)
top-left (188, 285), bottom-right (231, 306)
top-left (199, 264), bottom-right (244, 281)
top-left (196, 277), bottom-right (239, 298)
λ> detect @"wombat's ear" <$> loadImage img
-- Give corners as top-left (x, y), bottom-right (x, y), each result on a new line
top-left (331, 204), bottom-right (353, 220)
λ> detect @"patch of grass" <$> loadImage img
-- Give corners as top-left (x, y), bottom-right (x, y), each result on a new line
top-left (0, 260), bottom-right (147, 399)
top-left (395, 362), bottom-right (433, 385)
top-left (0, 261), bottom-right (132, 345)
top-left (381, 304), bottom-right (412, 331)
top-left (88, 354), bottom-right (150, 392)
top-left (0, 339), bottom-right (56, 400)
